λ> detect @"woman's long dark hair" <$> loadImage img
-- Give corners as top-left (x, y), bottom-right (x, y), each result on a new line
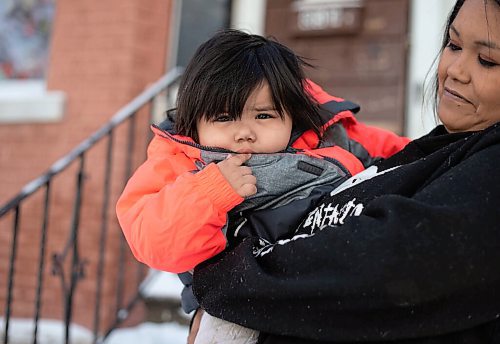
top-left (172, 29), bottom-right (323, 142)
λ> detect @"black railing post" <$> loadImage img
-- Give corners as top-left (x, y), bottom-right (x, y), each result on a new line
top-left (33, 182), bottom-right (51, 344)
top-left (147, 98), bottom-right (155, 147)
top-left (115, 113), bottom-right (137, 321)
top-left (93, 131), bottom-right (115, 343)
top-left (3, 206), bottom-right (20, 344)
top-left (50, 155), bottom-right (87, 344)
top-left (64, 154), bottom-right (86, 344)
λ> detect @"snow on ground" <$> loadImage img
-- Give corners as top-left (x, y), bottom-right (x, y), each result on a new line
top-left (107, 270), bottom-right (190, 343)
top-left (0, 318), bottom-right (189, 344)
top-left (141, 270), bottom-right (185, 299)
top-left (1, 271), bottom-right (190, 343)
top-left (0, 318), bottom-right (93, 344)
top-left (105, 322), bottom-right (189, 344)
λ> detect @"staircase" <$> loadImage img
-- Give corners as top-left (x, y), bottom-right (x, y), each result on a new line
top-left (0, 68), bottom-right (183, 344)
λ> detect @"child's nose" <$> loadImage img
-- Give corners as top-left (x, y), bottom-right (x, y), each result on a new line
top-left (234, 123), bottom-right (256, 142)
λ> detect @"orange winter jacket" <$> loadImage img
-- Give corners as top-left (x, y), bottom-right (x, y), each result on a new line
top-left (116, 81), bottom-right (410, 273)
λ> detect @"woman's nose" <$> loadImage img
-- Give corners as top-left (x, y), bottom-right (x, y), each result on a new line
top-left (447, 54), bottom-right (471, 84)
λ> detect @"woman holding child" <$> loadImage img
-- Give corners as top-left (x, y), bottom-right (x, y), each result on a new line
top-left (192, 0), bottom-right (500, 342)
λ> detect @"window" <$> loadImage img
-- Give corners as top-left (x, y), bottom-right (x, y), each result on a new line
top-left (0, 0), bottom-right (64, 123)
top-left (0, 0), bottom-right (54, 79)
top-left (169, 0), bottom-right (231, 68)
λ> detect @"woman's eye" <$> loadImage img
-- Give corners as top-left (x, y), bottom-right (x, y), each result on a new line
top-left (446, 41), bottom-right (461, 51)
top-left (478, 56), bottom-right (498, 68)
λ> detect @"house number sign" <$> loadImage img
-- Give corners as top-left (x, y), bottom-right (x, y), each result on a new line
top-left (292, 0), bottom-right (364, 35)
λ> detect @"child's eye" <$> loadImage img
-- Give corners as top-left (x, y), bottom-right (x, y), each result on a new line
top-left (446, 41), bottom-right (461, 51)
top-left (478, 55), bottom-right (498, 68)
top-left (256, 113), bottom-right (273, 119)
top-left (214, 115), bottom-right (232, 122)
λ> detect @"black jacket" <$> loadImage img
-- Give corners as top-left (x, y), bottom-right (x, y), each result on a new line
top-left (193, 123), bottom-right (500, 343)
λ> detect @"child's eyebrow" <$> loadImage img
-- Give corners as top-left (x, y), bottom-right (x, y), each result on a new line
top-left (252, 105), bottom-right (277, 112)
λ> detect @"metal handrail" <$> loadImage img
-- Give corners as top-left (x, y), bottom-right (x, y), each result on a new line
top-left (0, 67), bottom-right (184, 344)
top-left (0, 67), bottom-right (183, 217)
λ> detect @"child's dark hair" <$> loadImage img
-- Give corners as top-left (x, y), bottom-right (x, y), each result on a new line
top-left (173, 29), bottom-right (323, 142)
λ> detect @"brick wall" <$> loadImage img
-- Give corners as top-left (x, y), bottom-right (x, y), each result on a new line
top-left (0, 0), bottom-right (173, 336)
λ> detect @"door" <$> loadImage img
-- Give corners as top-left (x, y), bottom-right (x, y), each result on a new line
top-left (266, 0), bottom-right (410, 134)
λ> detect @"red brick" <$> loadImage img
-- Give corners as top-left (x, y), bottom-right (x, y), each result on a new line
top-left (0, 0), bottom-right (174, 333)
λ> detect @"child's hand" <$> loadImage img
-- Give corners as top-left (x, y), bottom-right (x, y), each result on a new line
top-left (216, 154), bottom-right (257, 198)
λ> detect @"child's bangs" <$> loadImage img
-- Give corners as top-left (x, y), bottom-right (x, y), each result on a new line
top-left (201, 66), bottom-right (267, 121)
top-left (259, 51), bottom-right (298, 118)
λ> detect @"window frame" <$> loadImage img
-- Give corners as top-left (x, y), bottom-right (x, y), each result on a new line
top-left (0, 80), bottom-right (65, 123)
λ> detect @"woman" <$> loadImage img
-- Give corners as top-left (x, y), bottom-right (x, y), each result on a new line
top-left (192, 0), bottom-right (500, 342)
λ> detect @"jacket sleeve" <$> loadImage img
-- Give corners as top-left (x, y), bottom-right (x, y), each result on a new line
top-left (116, 135), bottom-right (243, 273)
top-left (305, 79), bottom-right (411, 160)
top-left (343, 119), bottom-right (411, 159)
top-left (193, 144), bottom-right (500, 341)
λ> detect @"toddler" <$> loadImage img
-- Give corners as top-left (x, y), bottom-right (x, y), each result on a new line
top-left (116, 29), bottom-right (409, 343)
